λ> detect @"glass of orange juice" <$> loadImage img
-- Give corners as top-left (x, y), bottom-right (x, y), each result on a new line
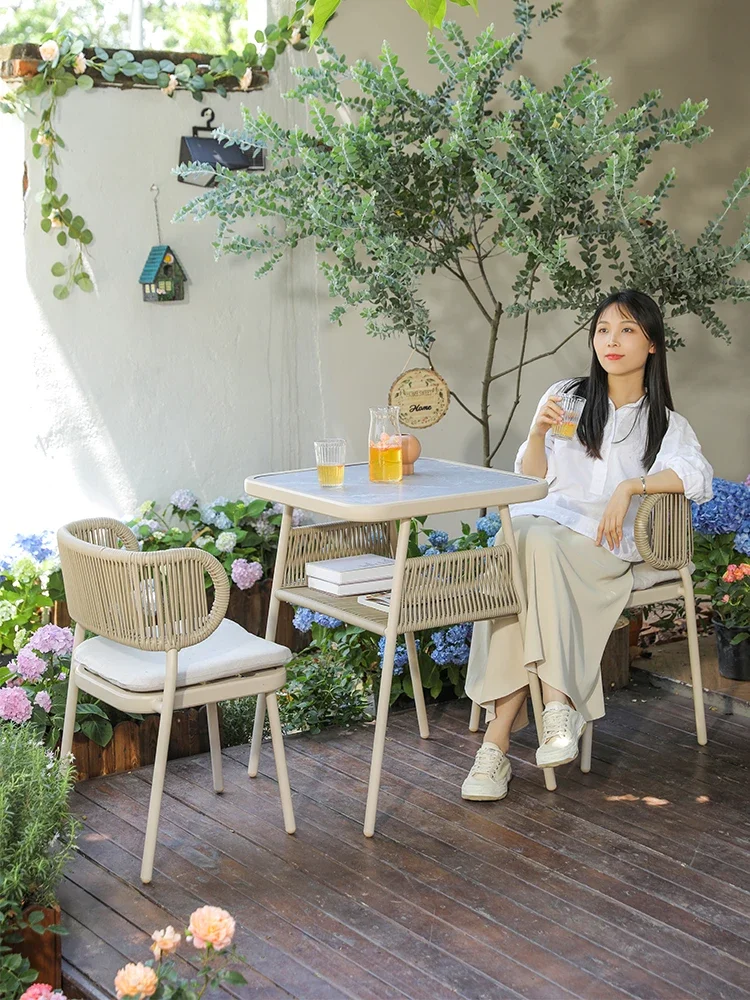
top-left (369, 407), bottom-right (403, 483)
top-left (550, 394), bottom-right (586, 439)
top-left (314, 439), bottom-right (346, 487)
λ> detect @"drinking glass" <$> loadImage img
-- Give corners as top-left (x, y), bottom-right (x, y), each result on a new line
top-left (369, 407), bottom-right (403, 483)
top-left (314, 439), bottom-right (346, 487)
top-left (550, 394), bottom-right (586, 439)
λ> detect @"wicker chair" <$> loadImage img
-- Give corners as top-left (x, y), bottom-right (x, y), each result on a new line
top-left (58, 518), bottom-right (296, 884)
top-left (468, 494), bottom-right (707, 786)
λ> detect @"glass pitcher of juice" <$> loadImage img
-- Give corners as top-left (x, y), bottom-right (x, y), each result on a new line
top-left (369, 406), bottom-right (403, 483)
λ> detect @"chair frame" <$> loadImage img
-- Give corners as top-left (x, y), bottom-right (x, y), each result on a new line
top-left (468, 494), bottom-right (707, 786)
top-left (58, 517), bottom-right (295, 884)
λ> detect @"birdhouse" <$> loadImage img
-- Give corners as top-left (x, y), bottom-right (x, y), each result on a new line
top-left (138, 245), bottom-right (187, 302)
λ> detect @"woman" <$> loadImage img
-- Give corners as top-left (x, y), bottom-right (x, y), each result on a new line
top-left (462, 289), bottom-right (713, 801)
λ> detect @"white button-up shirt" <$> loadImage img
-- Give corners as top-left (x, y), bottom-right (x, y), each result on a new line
top-left (510, 380), bottom-right (714, 562)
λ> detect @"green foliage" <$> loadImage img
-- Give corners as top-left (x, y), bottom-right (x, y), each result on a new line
top-left (0, 900), bottom-right (41, 1000)
top-left (309, 0), bottom-right (480, 40)
top-left (0, 559), bottom-right (56, 658)
top-left (0, 725), bottom-right (79, 910)
top-left (222, 648), bottom-right (370, 746)
top-left (179, 6), bottom-right (748, 464)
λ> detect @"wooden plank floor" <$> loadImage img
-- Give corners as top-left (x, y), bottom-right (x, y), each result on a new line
top-left (62, 682), bottom-right (750, 1000)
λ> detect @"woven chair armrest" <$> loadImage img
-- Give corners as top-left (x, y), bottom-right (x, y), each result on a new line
top-left (397, 545), bottom-right (521, 634)
top-left (62, 515), bottom-right (140, 551)
top-left (633, 493), bottom-right (693, 570)
top-left (283, 519), bottom-right (393, 588)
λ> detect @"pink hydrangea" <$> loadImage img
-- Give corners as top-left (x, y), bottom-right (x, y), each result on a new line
top-left (0, 686), bottom-right (32, 723)
top-left (231, 558), bottom-right (263, 591)
top-left (35, 690), bottom-right (53, 713)
top-left (29, 624), bottom-right (74, 655)
top-left (16, 647), bottom-right (47, 682)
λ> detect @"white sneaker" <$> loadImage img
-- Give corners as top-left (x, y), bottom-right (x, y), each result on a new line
top-left (461, 742), bottom-right (512, 801)
top-left (536, 701), bottom-right (586, 768)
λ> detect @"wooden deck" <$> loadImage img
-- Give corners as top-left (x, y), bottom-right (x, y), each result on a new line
top-left (61, 682), bottom-right (750, 999)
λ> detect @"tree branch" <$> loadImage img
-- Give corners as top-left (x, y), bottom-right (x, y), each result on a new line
top-left (450, 389), bottom-right (485, 426)
top-left (488, 321), bottom-right (588, 383)
top-left (455, 258), bottom-right (494, 325)
top-left (488, 286), bottom-right (534, 464)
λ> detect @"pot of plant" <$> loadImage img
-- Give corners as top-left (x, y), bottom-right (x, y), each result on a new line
top-left (0, 725), bottom-right (77, 993)
top-left (713, 618), bottom-right (750, 681)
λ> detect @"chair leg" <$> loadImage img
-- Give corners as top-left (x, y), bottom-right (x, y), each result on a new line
top-left (469, 701), bottom-right (482, 733)
top-left (266, 692), bottom-right (296, 835)
top-left (681, 568), bottom-right (708, 746)
top-left (140, 650), bottom-right (177, 885)
top-left (580, 722), bottom-right (593, 773)
top-left (248, 693), bottom-right (266, 777)
top-left (60, 668), bottom-right (80, 760)
top-left (527, 670), bottom-right (557, 791)
top-left (206, 703), bottom-right (223, 793)
top-left (405, 631), bottom-right (429, 739)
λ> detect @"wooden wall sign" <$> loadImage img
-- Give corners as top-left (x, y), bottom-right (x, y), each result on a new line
top-left (389, 368), bottom-right (450, 428)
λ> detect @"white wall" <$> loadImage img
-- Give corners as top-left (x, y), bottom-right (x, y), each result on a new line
top-left (1, 0), bottom-right (749, 548)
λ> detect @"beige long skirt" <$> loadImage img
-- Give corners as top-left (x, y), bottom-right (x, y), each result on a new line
top-left (465, 515), bottom-right (633, 730)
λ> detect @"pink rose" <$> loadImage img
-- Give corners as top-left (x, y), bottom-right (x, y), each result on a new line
top-left (151, 924), bottom-right (181, 958)
top-left (187, 905), bottom-right (235, 951)
top-left (722, 594), bottom-right (731, 603)
top-left (20, 987), bottom-right (67, 1000)
top-left (114, 963), bottom-right (158, 999)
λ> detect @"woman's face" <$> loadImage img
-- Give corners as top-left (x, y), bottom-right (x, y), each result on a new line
top-left (593, 303), bottom-right (656, 376)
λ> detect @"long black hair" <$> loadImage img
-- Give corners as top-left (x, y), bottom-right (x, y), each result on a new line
top-left (564, 290), bottom-right (674, 471)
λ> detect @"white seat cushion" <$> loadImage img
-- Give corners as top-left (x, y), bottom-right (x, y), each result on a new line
top-left (75, 618), bottom-right (292, 693)
top-left (631, 562), bottom-right (689, 591)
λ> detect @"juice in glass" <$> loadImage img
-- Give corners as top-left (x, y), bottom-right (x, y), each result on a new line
top-left (314, 439), bottom-right (346, 487)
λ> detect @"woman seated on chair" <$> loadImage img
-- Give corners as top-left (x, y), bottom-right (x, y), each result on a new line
top-left (462, 289), bottom-right (713, 802)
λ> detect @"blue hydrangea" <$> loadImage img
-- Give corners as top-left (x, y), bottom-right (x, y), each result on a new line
top-left (421, 546), bottom-right (440, 556)
top-left (427, 530), bottom-right (449, 547)
top-left (734, 527), bottom-right (750, 557)
top-left (200, 497), bottom-right (233, 528)
top-left (476, 513), bottom-right (501, 540)
top-left (430, 621), bottom-right (473, 666)
top-left (312, 612), bottom-right (343, 628)
top-left (293, 607), bottom-right (314, 632)
top-left (377, 635), bottom-right (417, 676)
top-left (692, 478), bottom-right (750, 536)
top-left (14, 533), bottom-right (55, 562)
top-left (214, 513), bottom-right (232, 530)
top-left (170, 489), bottom-right (198, 511)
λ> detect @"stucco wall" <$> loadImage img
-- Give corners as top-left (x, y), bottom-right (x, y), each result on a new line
top-left (1, 0), bottom-right (748, 546)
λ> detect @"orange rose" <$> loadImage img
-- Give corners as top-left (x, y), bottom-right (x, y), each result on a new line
top-left (187, 905), bottom-right (235, 951)
top-left (114, 963), bottom-right (158, 999)
top-left (151, 924), bottom-right (181, 959)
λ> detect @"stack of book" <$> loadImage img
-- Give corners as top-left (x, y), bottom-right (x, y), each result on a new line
top-left (305, 554), bottom-right (395, 597)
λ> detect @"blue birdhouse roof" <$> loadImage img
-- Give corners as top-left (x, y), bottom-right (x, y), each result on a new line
top-left (139, 245), bottom-right (187, 283)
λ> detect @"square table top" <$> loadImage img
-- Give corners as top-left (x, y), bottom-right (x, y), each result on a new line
top-left (245, 457), bottom-right (547, 521)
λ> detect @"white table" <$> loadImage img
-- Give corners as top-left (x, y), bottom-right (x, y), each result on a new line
top-left (245, 458), bottom-right (548, 835)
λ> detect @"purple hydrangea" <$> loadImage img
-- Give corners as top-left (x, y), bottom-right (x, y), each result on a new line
top-left (692, 478), bottom-right (750, 536)
top-left (430, 622), bottom-right (473, 666)
top-left (734, 528), bottom-right (750, 557)
top-left (0, 686), bottom-right (32, 723)
top-left (293, 607), bottom-right (314, 632)
top-left (15, 647), bottom-right (47, 682)
top-left (14, 532), bottom-right (55, 562)
top-left (231, 558), bottom-right (263, 590)
top-left (29, 624), bottom-right (74, 656)
top-left (34, 690), bottom-right (52, 713)
top-left (170, 489), bottom-right (198, 511)
top-left (312, 612), bottom-right (343, 629)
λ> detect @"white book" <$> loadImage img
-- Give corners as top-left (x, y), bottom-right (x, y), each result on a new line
top-left (305, 553), bottom-right (395, 585)
top-left (357, 592), bottom-right (392, 613)
top-left (307, 575), bottom-right (393, 598)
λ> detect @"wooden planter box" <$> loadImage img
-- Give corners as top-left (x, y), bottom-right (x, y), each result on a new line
top-left (16, 905), bottom-right (62, 989)
top-left (55, 579), bottom-right (307, 782)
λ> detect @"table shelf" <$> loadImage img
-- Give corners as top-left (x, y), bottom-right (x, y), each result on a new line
top-left (275, 586), bottom-right (389, 636)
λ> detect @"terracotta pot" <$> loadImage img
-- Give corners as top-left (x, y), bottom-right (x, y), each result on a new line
top-left (16, 905), bottom-right (62, 989)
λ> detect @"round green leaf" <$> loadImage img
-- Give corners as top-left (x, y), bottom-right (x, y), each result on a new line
top-left (262, 48), bottom-right (276, 70)
top-left (157, 72), bottom-right (170, 88)
top-left (51, 262), bottom-right (66, 276)
top-left (57, 231), bottom-right (67, 246)
top-left (94, 46), bottom-right (109, 61)
top-left (113, 49), bottom-right (135, 65)
top-left (53, 284), bottom-right (69, 300)
top-left (80, 229), bottom-right (93, 245)
top-left (190, 74), bottom-right (205, 90)
top-left (159, 59), bottom-right (175, 72)
top-left (40, 218), bottom-right (52, 233)
top-left (120, 63), bottom-right (140, 77)
top-left (77, 74), bottom-right (94, 90)
top-left (103, 59), bottom-right (119, 75)
top-left (76, 275), bottom-right (94, 292)
top-left (175, 64), bottom-right (191, 82)
top-left (254, 30), bottom-right (265, 43)
top-left (70, 39), bottom-right (84, 55)
top-left (141, 65), bottom-right (159, 81)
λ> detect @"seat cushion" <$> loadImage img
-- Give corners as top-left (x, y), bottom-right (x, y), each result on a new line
top-left (75, 619), bottom-right (292, 693)
top-left (631, 562), bottom-right (688, 590)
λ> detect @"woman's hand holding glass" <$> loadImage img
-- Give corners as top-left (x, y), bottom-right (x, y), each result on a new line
top-left (530, 396), bottom-right (565, 438)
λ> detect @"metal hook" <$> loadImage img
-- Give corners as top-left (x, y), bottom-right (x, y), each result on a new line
top-left (201, 107), bottom-right (216, 129)
top-left (150, 183), bottom-right (159, 199)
